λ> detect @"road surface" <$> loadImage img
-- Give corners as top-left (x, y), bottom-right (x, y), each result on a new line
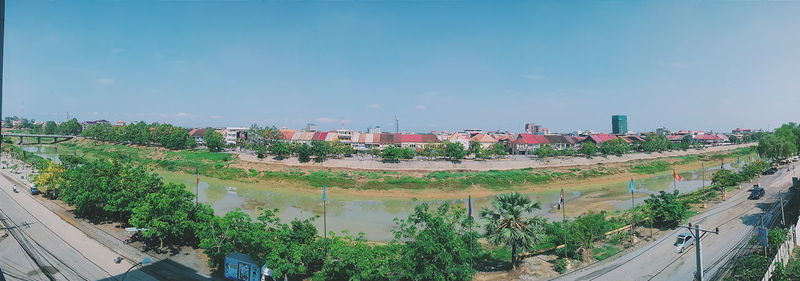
top-left (0, 166), bottom-right (158, 281)
top-left (550, 161), bottom-right (798, 281)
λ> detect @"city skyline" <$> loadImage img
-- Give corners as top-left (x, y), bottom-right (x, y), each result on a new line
top-left (4, 1), bottom-right (800, 133)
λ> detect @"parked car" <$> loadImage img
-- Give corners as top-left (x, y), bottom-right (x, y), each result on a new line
top-left (749, 185), bottom-right (765, 200)
top-left (675, 233), bottom-right (695, 253)
top-left (44, 189), bottom-right (60, 200)
top-left (763, 167), bottom-right (778, 175)
top-left (29, 185), bottom-right (41, 195)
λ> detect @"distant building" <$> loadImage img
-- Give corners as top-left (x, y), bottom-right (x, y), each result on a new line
top-left (188, 128), bottom-right (209, 144)
top-left (81, 120), bottom-right (110, 130)
top-left (303, 123), bottom-right (318, 132)
top-left (463, 129), bottom-right (483, 136)
top-left (656, 127), bottom-right (670, 135)
top-left (732, 128), bottom-right (753, 134)
top-left (612, 115), bottom-right (628, 134)
top-left (114, 121), bottom-right (126, 127)
top-left (525, 123), bottom-right (543, 134)
top-left (367, 126), bottom-right (382, 134)
top-left (223, 127), bottom-right (248, 145)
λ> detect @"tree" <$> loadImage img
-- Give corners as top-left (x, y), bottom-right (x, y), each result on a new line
top-left (599, 138), bottom-right (629, 156)
top-left (567, 212), bottom-right (617, 259)
top-left (394, 203), bottom-right (479, 280)
top-left (711, 169), bottom-right (743, 189)
top-left (534, 144), bottom-right (557, 158)
top-left (43, 121), bottom-right (57, 135)
top-left (57, 118), bottom-right (82, 135)
top-left (641, 134), bottom-right (670, 152)
top-left (129, 183), bottom-right (199, 249)
top-left (757, 134), bottom-right (797, 161)
top-left (205, 130), bottom-right (225, 152)
top-left (330, 141), bottom-right (355, 157)
top-left (310, 140), bottom-right (331, 162)
top-left (578, 142), bottom-right (597, 156)
top-left (197, 210), bottom-right (270, 269)
top-left (381, 146), bottom-right (406, 162)
top-left (269, 142), bottom-right (292, 160)
top-left (297, 143), bottom-right (312, 163)
top-left (480, 192), bottom-right (545, 268)
top-left (643, 190), bottom-right (690, 228)
top-left (313, 235), bottom-right (400, 281)
top-left (442, 141), bottom-right (467, 161)
top-left (33, 162), bottom-right (65, 190)
top-left (489, 143), bottom-right (508, 156)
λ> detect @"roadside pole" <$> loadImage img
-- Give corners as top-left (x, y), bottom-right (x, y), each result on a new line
top-left (780, 191), bottom-right (786, 226)
top-left (761, 215), bottom-right (767, 256)
top-left (195, 168), bottom-right (199, 205)
top-left (686, 223), bottom-right (719, 281)
top-left (694, 224), bottom-right (703, 281)
top-left (701, 163), bottom-right (705, 189)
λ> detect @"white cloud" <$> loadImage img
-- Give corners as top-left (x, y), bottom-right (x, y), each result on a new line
top-left (97, 78), bottom-right (116, 85)
top-left (315, 117), bottom-right (350, 124)
top-left (414, 105), bottom-right (427, 110)
top-left (367, 103), bottom-right (381, 109)
top-left (175, 112), bottom-right (197, 118)
top-left (523, 74), bottom-right (546, 80)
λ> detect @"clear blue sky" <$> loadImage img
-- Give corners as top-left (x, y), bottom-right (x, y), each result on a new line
top-left (4, 0), bottom-right (800, 133)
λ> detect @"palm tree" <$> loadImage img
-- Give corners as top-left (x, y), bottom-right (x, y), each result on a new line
top-left (480, 192), bottom-right (545, 269)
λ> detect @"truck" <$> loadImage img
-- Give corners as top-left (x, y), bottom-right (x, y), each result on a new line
top-left (224, 252), bottom-right (274, 281)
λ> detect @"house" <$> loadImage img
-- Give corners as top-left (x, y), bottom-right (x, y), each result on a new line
top-left (544, 135), bottom-right (580, 150)
top-left (581, 134), bottom-right (621, 145)
top-left (380, 133), bottom-right (440, 149)
top-left (469, 133), bottom-right (498, 148)
top-left (692, 134), bottom-right (722, 145)
top-left (509, 134), bottom-right (549, 155)
top-left (666, 135), bottom-right (686, 143)
top-left (442, 133), bottom-right (471, 149)
top-left (620, 135), bottom-right (645, 145)
top-left (81, 120), bottom-right (110, 130)
top-left (188, 128), bottom-right (208, 144)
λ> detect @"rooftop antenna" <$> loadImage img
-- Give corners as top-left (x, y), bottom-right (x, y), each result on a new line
top-left (395, 115), bottom-right (399, 134)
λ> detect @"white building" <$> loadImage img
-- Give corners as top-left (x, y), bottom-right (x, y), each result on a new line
top-left (223, 127), bottom-right (248, 145)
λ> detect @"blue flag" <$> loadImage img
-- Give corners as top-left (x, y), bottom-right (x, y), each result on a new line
top-left (629, 178), bottom-right (635, 194)
top-left (322, 185), bottom-right (327, 201)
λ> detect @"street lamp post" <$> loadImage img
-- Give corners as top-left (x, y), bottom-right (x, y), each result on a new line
top-left (120, 257), bottom-right (152, 281)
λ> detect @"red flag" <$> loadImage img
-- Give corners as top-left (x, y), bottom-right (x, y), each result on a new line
top-left (673, 170), bottom-right (683, 182)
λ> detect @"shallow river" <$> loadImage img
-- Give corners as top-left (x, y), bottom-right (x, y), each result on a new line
top-left (23, 145), bottom-right (755, 241)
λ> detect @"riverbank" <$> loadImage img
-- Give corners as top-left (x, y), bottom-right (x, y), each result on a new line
top-left (22, 139), bottom-right (756, 200)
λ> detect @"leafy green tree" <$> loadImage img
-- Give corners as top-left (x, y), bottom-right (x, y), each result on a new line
top-left (255, 145), bottom-right (267, 159)
top-left (558, 148), bottom-right (576, 156)
top-left (313, 235), bottom-right (400, 281)
top-left (489, 143), bottom-right (508, 156)
top-left (757, 133), bottom-right (798, 161)
top-left (259, 211), bottom-right (326, 279)
top-left (43, 121), bottom-right (57, 135)
top-left (310, 140), bottom-right (331, 162)
top-left (297, 143), bottom-right (312, 163)
top-left (480, 192), bottom-right (545, 268)
top-left (394, 203), bottom-right (479, 281)
top-left (711, 169), bottom-right (741, 188)
top-left (196, 210), bottom-right (270, 269)
top-left (442, 141), bottom-right (467, 161)
top-left (205, 130), bottom-right (225, 152)
top-left (56, 118), bottom-right (82, 136)
top-left (567, 212), bottom-right (617, 259)
top-left (381, 146), bottom-right (413, 161)
top-left (578, 142), bottom-right (597, 156)
top-left (330, 141), bottom-right (355, 156)
top-left (599, 138), bottom-right (629, 156)
top-left (641, 134), bottom-right (670, 152)
top-left (269, 142), bottom-right (292, 160)
top-left (534, 144), bottom-right (557, 158)
top-left (643, 190), bottom-right (690, 228)
top-left (130, 183), bottom-right (199, 248)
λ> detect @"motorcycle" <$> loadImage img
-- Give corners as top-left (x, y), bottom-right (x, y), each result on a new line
top-left (12, 186), bottom-right (18, 193)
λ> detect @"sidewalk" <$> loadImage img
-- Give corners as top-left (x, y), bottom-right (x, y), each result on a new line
top-left (0, 156), bottom-right (217, 281)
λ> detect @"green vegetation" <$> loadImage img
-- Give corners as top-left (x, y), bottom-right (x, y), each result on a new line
top-left (380, 146), bottom-right (415, 161)
top-left (81, 121), bottom-right (197, 150)
top-left (598, 138), bottom-right (629, 156)
top-left (578, 142), bottom-right (597, 156)
top-left (629, 161), bottom-right (671, 174)
top-left (480, 192), bottom-right (546, 268)
top-left (757, 122), bottom-right (800, 161)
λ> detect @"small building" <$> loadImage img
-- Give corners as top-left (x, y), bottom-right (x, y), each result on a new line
top-left (223, 127), bottom-right (248, 145)
top-left (188, 128), bottom-right (208, 144)
top-left (581, 134), bottom-right (621, 145)
top-left (469, 133), bottom-right (498, 149)
top-left (692, 134), bottom-right (722, 145)
top-left (509, 133), bottom-right (549, 155)
top-left (81, 119), bottom-right (110, 130)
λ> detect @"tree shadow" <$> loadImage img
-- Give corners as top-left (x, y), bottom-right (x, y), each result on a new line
top-left (97, 258), bottom-right (221, 281)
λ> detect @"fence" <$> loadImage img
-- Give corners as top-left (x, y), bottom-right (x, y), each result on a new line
top-left (760, 224), bottom-right (799, 281)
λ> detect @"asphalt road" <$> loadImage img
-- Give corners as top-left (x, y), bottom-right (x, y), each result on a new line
top-left (0, 166), bottom-right (158, 281)
top-left (552, 162), bottom-right (799, 281)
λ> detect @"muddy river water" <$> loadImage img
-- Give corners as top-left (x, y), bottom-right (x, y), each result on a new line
top-left (23, 145), bottom-right (755, 241)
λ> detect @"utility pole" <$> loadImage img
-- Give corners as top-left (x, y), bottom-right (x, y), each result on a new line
top-left (760, 215), bottom-right (767, 256)
top-left (701, 163), bottom-right (705, 189)
top-left (780, 191), bottom-right (786, 226)
top-left (686, 223), bottom-right (720, 281)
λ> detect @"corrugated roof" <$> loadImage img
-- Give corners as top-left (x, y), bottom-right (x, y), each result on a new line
top-left (470, 133), bottom-right (498, 143)
top-left (584, 134), bottom-right (620, 144)
top-left (511, 133), bottom-right (550, 144)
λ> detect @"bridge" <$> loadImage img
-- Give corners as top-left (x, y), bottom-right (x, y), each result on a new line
top-left (2, 133), bottom-right (76, 145)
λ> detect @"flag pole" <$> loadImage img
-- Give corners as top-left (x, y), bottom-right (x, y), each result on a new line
top-left (322, 185), bottom-right (327, 238)
top-left (630, 178), bottom-right (635, 239)
top-left (561, 188), bottom-right (567, 258)
top-left (701, 163), bottom-right (705, 189)
top-left (195, 168), bottom-right (199, 205)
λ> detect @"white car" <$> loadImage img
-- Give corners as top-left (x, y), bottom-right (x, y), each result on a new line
top-left (675, 233), bottom-right (695, 253)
